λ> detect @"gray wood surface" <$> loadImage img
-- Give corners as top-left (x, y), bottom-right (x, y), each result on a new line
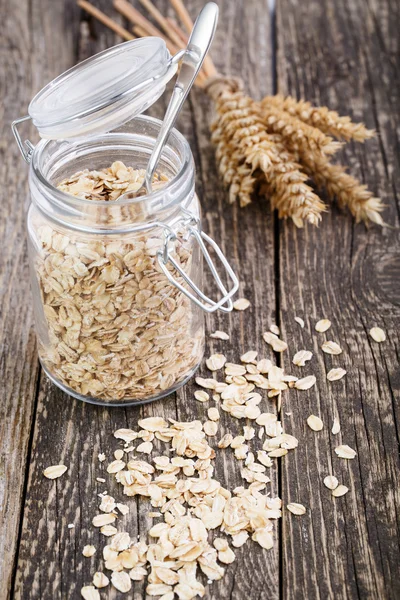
top-left (276, 0), bottom-right (400, 598)
top-left (0, 0), bottom-right (398, 599)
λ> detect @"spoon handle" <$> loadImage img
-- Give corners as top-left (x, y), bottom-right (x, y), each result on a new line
top-left (144, 2), bottom-right (219, 191)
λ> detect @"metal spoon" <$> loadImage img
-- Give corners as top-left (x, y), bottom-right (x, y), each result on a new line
top-left (119, 2), bottom-right (219, 200)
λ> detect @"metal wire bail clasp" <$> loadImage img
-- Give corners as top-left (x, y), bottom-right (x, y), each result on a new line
top-left (11, 116), bottom-right (35, 163)
top-left (157, 219), bottom-right (239, 313)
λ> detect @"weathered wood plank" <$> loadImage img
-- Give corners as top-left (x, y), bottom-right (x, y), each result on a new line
top-left (276, 0), bottom-right (400, 598)
top-left (175, 2), bottom-right (278, 598)
top-left (0, 0), bottom-right (79, 596)
top-left (13, 1), bottom-right (278, 599)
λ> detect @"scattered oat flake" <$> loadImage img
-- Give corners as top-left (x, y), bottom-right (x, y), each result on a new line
top-left (240, 350), bottom-right (258, 363)
top-left (111, 571), bottom-right (131, 593)
top-left (93, 572), bottom-right (109, 589)
top-left (218, 433), bottom-right (233, 448)
top-left (68, 523), bottom-right (74, 529)
top-left (81, 586), bottom-right (100, 600)
top-left (327, 368), bottom-right (347, 381)
top-left (295, 316), bottom-right (305, 328)
top-left (195, 377), bottom-right (216, 390)
top-left (114, 449), bottom-right (124, 460)
top-left (268, 448), bottom-right (288, 458)
top-left (106, 460), bottom-right (126, 474)
top-left (92, 513), bottom-right (116, 527)
top-left (369, 327), bottom-right (386, 342)
top-left (43, 465), bottom-right (67, 479)
top-left (292, 350), bottom-right (313, 367)
top-left (321, 341), bottom-right (342, 355)
top-left (331, 418), bottom-right (341, 435)
top-left (96, 477), bottom-right (106, 483)
top-left (332, 484), bottom-right (349, 497)
top-left (98, 453), bottom-right (106, 462)
top-left (138, 417), bottom-right (167, 431)
top-left (194, 390), bottom-right (210, 403)
top-left (203, 421), bottom-right (218, 436)
top-left (206, 353), bottom-right (227, 371)
top-left (82, 545), bottom-right (96, 557)
top-left (231, 531), bottom-right (249, 547)
top-left (136, 441), bottom-right (153, 454)
top-left (323, 476), bottom-right (339, 490)
top-left (116, 503), bottom-right (129, 515)
top-left (114, 429), bottom-right (137, 442)
top-left (335, 445), bottom-right (357, 459)
top-left (100, 524), bottom-right (117, 536)
top-left (210, 330), bottom-right (229, 340)
top-left (233, 298), bottom-right (250, 311)
top-left (208, 407), bottom-right (220, 421)
top-left (294, 375), bottom-right (316, 390)
top-left (307, 415), bottom-right (323, 431)
top-left (218, 546), bottom-right (236, 564)
top-left (315, 319), bottom-right (332, 332)
top-left (263, 331), bottom-right (288, 352)
top-left (287, 503), bottom-right (306, 515)
top-left (270, 324), bottom-right (280, 335)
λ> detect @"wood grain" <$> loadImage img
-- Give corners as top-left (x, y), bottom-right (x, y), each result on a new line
top-left (3, 0), bottom-right (399, 598)
top-left (12, 1), bottom-right (278, 599)
top-left (0, 0), bottom-right (62, 596)
top-left (275, 0), bottom-right (400, 598)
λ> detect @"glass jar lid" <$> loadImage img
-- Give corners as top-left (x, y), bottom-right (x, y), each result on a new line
top-left (28, 38), bottom-right (180, 140)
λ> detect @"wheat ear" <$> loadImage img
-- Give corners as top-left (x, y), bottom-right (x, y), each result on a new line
top-left (301, 156), bottom-right (384, 225)
top-left (261, 95), bottom-right (375, 142)
top-left (213, 91), bottom-right (326, 224)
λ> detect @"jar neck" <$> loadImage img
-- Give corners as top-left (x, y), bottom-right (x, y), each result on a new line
top-left (29, 116), bottom-right (195, 233)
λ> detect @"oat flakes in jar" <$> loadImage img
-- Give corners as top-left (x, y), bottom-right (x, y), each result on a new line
top-left (12, 38), bottom-right (238, 405)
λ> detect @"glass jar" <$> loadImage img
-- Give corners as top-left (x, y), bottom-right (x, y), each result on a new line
top-left (13, 38), bottom-right (238, 406)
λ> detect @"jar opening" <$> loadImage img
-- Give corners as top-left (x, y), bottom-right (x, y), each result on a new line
top-left (29, 116), bottom-right (195, 232)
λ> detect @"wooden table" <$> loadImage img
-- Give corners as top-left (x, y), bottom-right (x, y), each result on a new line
top-left (1, 0), bottom-right (399, 598)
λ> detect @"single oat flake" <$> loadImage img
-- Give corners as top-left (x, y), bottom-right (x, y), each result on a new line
top-left (81, 586), bottom-right (100, 600)
top-left (210, 330), bottom-right (230, 340)
top-left (240, 350), bottom-right (258, 363)
top-left (294, 375), bottom-right (316, 390)
top-left (307, 415), bottom-right (324, 431)
top-left (323, 475), bottom-right (339, 490)
top-left (295, 316), bottom-right (305, 328)
top-left (321, 341), bottom-right (342, 355)
top-left (92, 572), bottom-right (109, 589)
top-left (315, 319), bottom-right (331, 333)
top-left (332, 485), bottom-right (349, 497)
top-left (369, 327), bottom-right (386, 342)
top-left (233, 298), bottom-right (250, 311)
top-left (292, 350), bottom-right (313, 367)
top-left (287, 503), bottom-right (306, 515)
top-left (194, 390), bottom-right (210, 403)
top-left (206, 353), bottom-right (227, 371)
top-left (327, 368), bottom-right (347, 381)
top-left (43, 465), bottom-right (67, 480)
top-left (331, 418), bottom-right (341, 435)
top-left (138, 417), bottom-right (167, 432)
top-left (335, 445), bottom-right (357, 459)
top-left (111, 571), bottom-right (132, 593)
top-left (92, 513), bottom-right (116, 527)
top-left (82, 545), bottom-right (96, 557)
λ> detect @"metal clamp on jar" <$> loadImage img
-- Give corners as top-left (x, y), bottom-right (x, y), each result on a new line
top-left (12, 4), bottom-right (238, 406)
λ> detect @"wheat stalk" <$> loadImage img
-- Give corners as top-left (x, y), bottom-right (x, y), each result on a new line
top-left (301, 156), bottom-right (384, 225)
top-left (76, 0), bottom-right (385, 227)
top-left (212, 91), bottom-right (326, 224)
top-left (261, 95), bottom-right (375, 142)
